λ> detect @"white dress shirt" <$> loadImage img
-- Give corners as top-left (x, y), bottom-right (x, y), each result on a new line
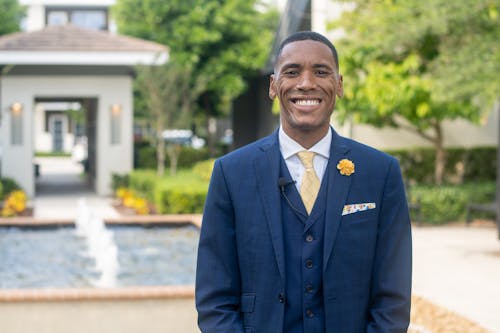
top-left (278, 126), bottom-right (331, 192)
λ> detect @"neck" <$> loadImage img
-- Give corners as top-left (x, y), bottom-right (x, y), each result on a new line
top-left (283, 126), bottom-right (329, 149)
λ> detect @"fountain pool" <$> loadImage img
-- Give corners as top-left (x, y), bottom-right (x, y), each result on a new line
top-left (0, 224), bottom-right (199, 289)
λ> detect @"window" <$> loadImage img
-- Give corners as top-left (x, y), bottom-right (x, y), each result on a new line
top-left (71, 10), bottom-right (106, 31)
top-left (46, 7), bottom-right (108, 31)
top-left (47, 11), bottom-right (68, 26)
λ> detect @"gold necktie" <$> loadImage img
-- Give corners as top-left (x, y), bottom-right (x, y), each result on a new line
top-left (297, 151), bottom-right (320, 215)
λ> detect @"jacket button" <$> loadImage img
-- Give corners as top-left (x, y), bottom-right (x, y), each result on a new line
top-left (305, 234), bottom-right (314, 242)
top-left (278, 293), bottom-right (285, 303)
top-left (305, 259), bottom-right (313, 268)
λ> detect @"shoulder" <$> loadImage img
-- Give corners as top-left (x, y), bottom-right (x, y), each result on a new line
top-left (338, 134), bottom-right (396, 163)
top-left (335, 134), bottom-right (401, 178)
top-left (216, 133), bottom-right (277, 166)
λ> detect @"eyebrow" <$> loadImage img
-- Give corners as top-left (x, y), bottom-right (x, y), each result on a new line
top-left (280, 63), bottom-right (334, 72)
top-left (280, 63), bottom-right (300, 71)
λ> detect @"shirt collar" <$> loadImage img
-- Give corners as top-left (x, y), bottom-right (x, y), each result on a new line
top-left (279, 126), bottom-right (332, 160)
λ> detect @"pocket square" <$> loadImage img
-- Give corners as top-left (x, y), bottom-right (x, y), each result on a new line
top-left (342, 203), bottom-right (376, 216)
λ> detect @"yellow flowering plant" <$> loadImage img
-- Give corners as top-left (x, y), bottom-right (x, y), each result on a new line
top-left (115, 187), bottom-right (150, 215)
top-left (1, 190), bottom-right (28, 217)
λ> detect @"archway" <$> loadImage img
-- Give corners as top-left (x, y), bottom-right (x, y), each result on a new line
top-left (33, 97), bottom-right (98, 196)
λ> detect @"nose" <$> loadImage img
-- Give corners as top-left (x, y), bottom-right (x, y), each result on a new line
top-left (296, 71), bottom-right (316, 90)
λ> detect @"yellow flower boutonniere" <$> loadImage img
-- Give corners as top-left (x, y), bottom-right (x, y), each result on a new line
top-left (337, 159), bottom-right (355, 176)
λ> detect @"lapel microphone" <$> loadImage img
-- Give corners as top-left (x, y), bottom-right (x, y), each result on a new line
top-left (278, 177), bottom-right (296, 191)
top-left (278, 177), bottom-right (308, 219)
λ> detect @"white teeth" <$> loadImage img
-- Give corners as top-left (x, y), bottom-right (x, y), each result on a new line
top-left (295, 99), bottom-right (319, 106)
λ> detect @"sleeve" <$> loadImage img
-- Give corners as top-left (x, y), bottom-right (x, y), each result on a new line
top-left (195, 159), bottom-right (244, 333)
top-left (366, 157), bottom-right (412, 333)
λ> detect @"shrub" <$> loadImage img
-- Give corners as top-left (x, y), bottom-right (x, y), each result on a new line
top-left (192, 159), bottom-right (216, 182)
top-left (0, 178), bottom-right (21, 200)
top-left (129, 170), bottom-right (158, 202)
top-left (387, 146), bottom-right (496, 185)
top-left (154, 186), bottom-right (207, 214)
top-left (119, 167), bottom-right (211, 215)
top-left (177, 147), bottom-right (211, 168)
top-left (115, 187), bottom-right (150, 215)
top-left (1, 190), bottom-right (28, 217)
top-left (134, 143), bottom-right (157, 169)
top-left (134, 140), bottom-right (211, 170)
top-left (111, 173), bottom-right (130, 192)
top-left (408, 182), bottom-right (495, 224)
top-left (0, 181), bottom-right (3, 200)
top-left (154, 170), bottom-right (209, 214)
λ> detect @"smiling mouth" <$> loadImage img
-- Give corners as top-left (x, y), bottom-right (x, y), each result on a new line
top-left (292, 98), bottom-right (321, 106)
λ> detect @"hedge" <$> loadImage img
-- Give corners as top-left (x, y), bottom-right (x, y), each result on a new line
top-left (408, 182), bottom-right (495, 224)
top-left (121, 159), bottom-right (214, 214)
top-left (134, 141), bottom-right (211, 170)
top-left (119, 147), bottom-right (497, 221)
top-left (387, 146), bottom-right (496, 184)
top-left (153, 170), bottom-right (209, 214)
top-left (0, 178), bottom-right (21, 200)
top-left (129, 170), bottom-right (159, 203)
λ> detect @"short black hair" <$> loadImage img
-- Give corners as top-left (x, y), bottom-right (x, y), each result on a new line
top-left (276, 31), bottom-right (339, 70)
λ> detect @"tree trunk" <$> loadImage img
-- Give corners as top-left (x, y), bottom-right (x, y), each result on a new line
top-left (203, 94), bottom-right (217, 157)
top-left (207, 116), bottom-right (217, 157)
top-left (166, 143), bottom-right (181, 176)
top-left (156, 121), bottom-right (165, 177)
top-left (433, 122), bottom-right (445, 185)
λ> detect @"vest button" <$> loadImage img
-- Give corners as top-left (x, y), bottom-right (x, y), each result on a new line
top-left (278, 293), bottom-right (285, 303)
top-left (306, 309), bottom-right (314, 317)
top-left (305, 284), bottom-right (314, 293)
top-left (305, 234), bottom-right (314, 242)
top-left (305, 259), bottom-right (313, 268)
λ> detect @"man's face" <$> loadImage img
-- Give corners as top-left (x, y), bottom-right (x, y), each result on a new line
top-left (269, 40), bottom-right (343, 139)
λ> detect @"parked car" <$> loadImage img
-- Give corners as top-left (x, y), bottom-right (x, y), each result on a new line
top-left (162, 129), bottom-right (205, 149)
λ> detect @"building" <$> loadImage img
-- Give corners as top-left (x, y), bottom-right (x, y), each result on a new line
top-left (0, 0), bottom-right (168, 196)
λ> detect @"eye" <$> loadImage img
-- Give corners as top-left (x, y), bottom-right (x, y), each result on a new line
top-left (283, 70), bottom-right (299, 77)
top-left (315, 70), bottom-right (331, 76)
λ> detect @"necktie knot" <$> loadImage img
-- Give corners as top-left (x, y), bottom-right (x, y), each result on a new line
top-left (297, 151), bottom-right (316, 170)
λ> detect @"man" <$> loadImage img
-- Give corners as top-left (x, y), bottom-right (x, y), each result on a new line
top-left (196, 31), bottom-right (412, 333)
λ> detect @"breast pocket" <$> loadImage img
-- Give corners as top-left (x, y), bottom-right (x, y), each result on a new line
top-left (340, 208), bottom-right (378, 229)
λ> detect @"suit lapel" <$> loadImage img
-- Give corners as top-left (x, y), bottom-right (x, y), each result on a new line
top-left (323, 130), bottom-right (352, 271)
top-left (254, 132), bottom-right (285, 282)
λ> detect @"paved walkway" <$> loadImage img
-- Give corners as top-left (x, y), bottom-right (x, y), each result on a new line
top-left (33, 157), bottom-right (119, 220)
top-left (27, 157), bottom-right (500, 332)
top-left (413, 225), bottom-right (500, 333)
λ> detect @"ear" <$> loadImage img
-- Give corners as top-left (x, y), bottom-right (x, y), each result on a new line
top-left (269, 74), bottom-right (277, 100)
top-left (336, 74), bottom-right (344, 98)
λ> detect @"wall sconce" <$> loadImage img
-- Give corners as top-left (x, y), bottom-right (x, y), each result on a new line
top-left (111, 104), bottom-right (121, 116)
top-left (11, 102), bottom-right (22, 114)
top-left (110, 104), bottom-right (122, 145)
top-left (10, 102), bottom-right (23, 145)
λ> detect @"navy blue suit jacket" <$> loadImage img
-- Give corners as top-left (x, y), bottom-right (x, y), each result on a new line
top-left (196, 130), bottom-right (412, 333)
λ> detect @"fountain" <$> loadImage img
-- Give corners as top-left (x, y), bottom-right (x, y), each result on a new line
top-left (1, 203), bottom-right (198, 288)
top-left (75, 198), bottom-right (119, 288)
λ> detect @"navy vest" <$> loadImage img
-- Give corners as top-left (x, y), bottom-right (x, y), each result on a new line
top-left (280, 158), bottom-right (328, 333)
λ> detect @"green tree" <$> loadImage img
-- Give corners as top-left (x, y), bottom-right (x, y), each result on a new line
top-left (135, 62), bottom-right (192, 176)
top-left (331, 0), bottom-right (500, 184)
top-left (0, 0), bottom-right (24, 35)
top-left (114, 0), bottom-right (278, 152)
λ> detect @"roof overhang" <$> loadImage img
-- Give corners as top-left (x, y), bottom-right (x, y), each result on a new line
top-left (0, 50), bottom-right (168, 66)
